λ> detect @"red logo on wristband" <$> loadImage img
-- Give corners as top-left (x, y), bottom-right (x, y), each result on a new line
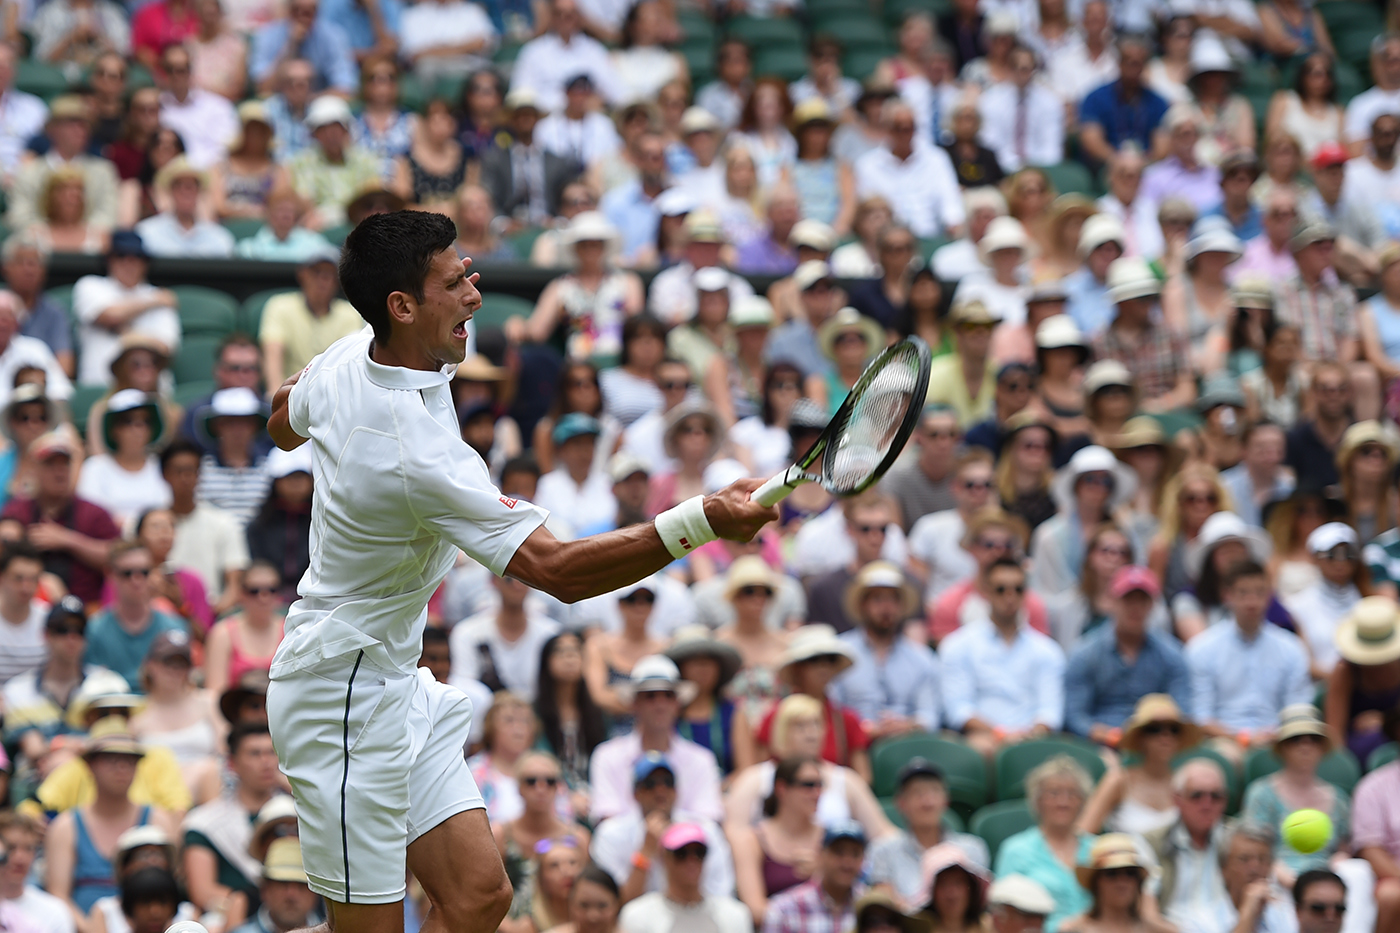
top-left (680, 537), bottom-right (691, 550)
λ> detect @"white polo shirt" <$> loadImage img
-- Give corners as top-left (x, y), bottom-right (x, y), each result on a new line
top-left (274, 328), bottom-right (547, 679)
top-left (853, 144), bottom-right (965, 239)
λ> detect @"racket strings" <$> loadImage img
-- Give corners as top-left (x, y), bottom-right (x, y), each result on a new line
top-left (822, 345), bottom-right (924, 493)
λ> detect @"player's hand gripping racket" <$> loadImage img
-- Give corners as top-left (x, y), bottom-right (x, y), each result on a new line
top-left (751, 336), bottom-right (933, 507)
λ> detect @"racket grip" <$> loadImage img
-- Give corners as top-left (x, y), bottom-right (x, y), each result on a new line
top-left (752, 472), bottom-right (802, 507)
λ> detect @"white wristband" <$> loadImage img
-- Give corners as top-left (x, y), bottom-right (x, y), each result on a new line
top-left (654, 495), bottom-right (717, 559)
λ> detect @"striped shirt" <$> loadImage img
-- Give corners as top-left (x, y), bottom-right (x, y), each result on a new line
top-left (196, 454), bottom-right (272, 530)
top-left (761, 880), bottom-right (864, 933)
top-left (1090, 318), bottom-right (1191, 402)
top-left (1274, 271), bottom-right (1358, 362)
top-left (0, 601), bottom-right (49, 686)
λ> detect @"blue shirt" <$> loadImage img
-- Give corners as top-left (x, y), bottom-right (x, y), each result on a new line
top-left (938, 619), bottom-right (1067, 731)
top-left (995, 828), bottom-right (1096, 933)
top-left (1078, 80), bottom-right (1169, 153)
top-left (1184, 618), bottom-right (1312, 732)
top-left (21, 294), bottom-right (72, 357)
top-left (235, 225), bottom-right (337, 262)
top-left (84, 609), bottom-right (188, 692)
top-left (1064, 627), bottom-right (1190, 736)
top-left (317, 0), bottom-right (402, 51)
top-left (600, 180), bottom-right (660, 265)
top-left (263, 95), bottom-right (313, 161)
top-left (1219, 463), bottom-right (1295, 528)
top-left (764, 318), bottom-right (831, 382)
top-left (1063, 266), bottom-right (1114, 339)
top-left (1202, 203), bottom-right (1263, 242)
top-left (250, 19), bottom-right (358, 93)
top-left (830, 629), bottom-right (941, 731)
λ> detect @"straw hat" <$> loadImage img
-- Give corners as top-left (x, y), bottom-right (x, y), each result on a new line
top-left (1186, 226), bottom-right (1244, 264)
top-left (1111, 415), bottom-right (1167, 451)
top-left (1001, 409), bottom-right (1059, 449)
top-left (109, 332), bottom-right (171, 377)
top-left (263, 837), bottom-right (309, 883)
top-left (723, 555), bottom-right (779, 602)
top-left (818, 307), bottom-right (885, 361)
top-left (67, 670), bottom-right (144, 728)
top-left (852, 892), bottom-right (932, 933)
top-left (1049, 445), bottom-right (1138, 513)
top-left (1337, 420), bottom-right (1400, 471)
top-left (1273, 703), bottom-right (1331, 755)
top-left (82, 717), bottom-right (145, 760)
top-left (1231, 276), bottom-right (1274, 310)
top-left (792, 97), bottom-right (835, 128)
top-left (842, 560), bottom-right (920, 622)
top-left (948, 299), bottom-right (1002, 326)
top-left (1185, 510), bottom-right (1273, 579)
top-left (1119, 694), bottom-right (1202, 754)
top-left (1075, 833), bottom-right (1150, 889)
top-left (665, 624), bottom-right (743, 688)
top-left (776, 623), bottom-right (855, 683)
top-left (101, 388), bottom-right (163, 453)
top-left (1335, 596), bottom-right (1400, 666)
top-left (914, 843), bottom-right (991, 912)
top-left (249, 795), bottom-right (299, 863)
top-left (154, 155), bottom-right (207, 194)
top-left (454, 353), bottom-right (507, 382)
top-left (663, 398), bottom-right (722, 461)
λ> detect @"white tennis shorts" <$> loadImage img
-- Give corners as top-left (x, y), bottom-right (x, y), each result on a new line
top-left (267, 653), bottom-right (484, 904)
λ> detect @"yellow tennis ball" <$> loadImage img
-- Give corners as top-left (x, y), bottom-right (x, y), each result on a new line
top-left (1282, 809), bottom-right (1334, 854)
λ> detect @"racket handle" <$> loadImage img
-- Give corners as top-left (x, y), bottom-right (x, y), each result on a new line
top-left (752, 470), bottom-right (807, 507)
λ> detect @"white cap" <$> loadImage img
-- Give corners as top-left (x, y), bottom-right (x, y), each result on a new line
top-left (1107, 257), bottom-right (1162, 303)
top-left (694, 265), bottom-right (731, 292)
top-left (503, 87), bottom-right (541, 112)
top-left (209, 387), bottom-right (266, 418)
top-left (978, 216), bottom-right (1029, 261)
top-left (989, 875), bottom-right (1056, 916)
top-left (790, 219), bottom-right (837, 252)
top-left (731, 295), bottom-right (775, 329)
top-left (305, 95), bottom-right (353, 130)
top-left (794, 260), bottom-right (833, 291)
top-left (680, 106), bottom-right (721, 134)
top-left (266, 444), bottom-right (313, 480)
top-left (1307, 521), bottom-right (1359, 554)
top-left (1078, 213), bottom-right (1126, 258)
top-left (656, 188), bottom-right (696, 217)
top-left (608, 451), bottom-right (650, 483)
top-left (985, 10), bottom-right (1019, 34)
top-left (1034, 314), bottom-right (1087, 351)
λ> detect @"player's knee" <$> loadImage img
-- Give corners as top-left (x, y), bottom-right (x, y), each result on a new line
top-left (438, 876), bottom-right (511, 933)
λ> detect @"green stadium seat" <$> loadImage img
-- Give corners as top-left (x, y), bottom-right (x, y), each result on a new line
top-left (994, 736), bottom-right (1107, 801)
top-left (398, 72), bottom-right (431, 113)
top-left (878, 798), bottom-right (966, 832)
top-left (436, 74), bottom-right (469, 107)
top-left (127, 63), bottom-right (156, 90)
top-left (677, 11), bottom-right (717, 44)
top-left (322, 224), bottom-right (353, 247)
top-left (870, 734), bottom-right (989, 821)
top-left (1335, 61), bottom-right (1366, 105)
top-left (883, 0), bottom-right (952, 26)
top-left (67, 385), bottom-right (106, 439)
top-left (15, 61), bottom-right (68, 102)
top-left (476, 292), bottom-right (536, 334)
top-left (222, 218), bottom-right (265, 242)
top-left (171, 335), bottom-right (223, 385)
top-left (809, 14), bottom-right (890, 49)
top-left (505, 227), bottom-right (541, 261)
top-left (969, 800), bottom-right (1035, 863)
top-left (493, 44), bottom-right (524, 65)
top-left (754, 46), bottom-right (810, 82)
top-left (240, 288), bottom-right (296, 338)
top-left (806, 0), bottom-right (870, 18)
top-left (1042, 161), bottom-right (1098, 197)
top-left (680, 39), bottom-right (718, 83)
top-left (171, 286), bottom-right (238, 336)
top-left (1243, 747), bottom-right (1362, 794)
top-left (1369, 742), bottom-right (1399, 771)
top-left (843, 47), bottom-right (889, 82)
top-left (1317, 1), bottom-right (1384, 36)
top-left (725, 16), bottom-right (806, 47)
top-left (173, 380), bottom-right (216, 408)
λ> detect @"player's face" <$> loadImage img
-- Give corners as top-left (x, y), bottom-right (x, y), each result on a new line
top-left (416, 249), bottom-right (482, 368)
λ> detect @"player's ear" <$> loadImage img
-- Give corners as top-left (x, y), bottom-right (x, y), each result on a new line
top-left (386, 290), bottom-right (417, 328)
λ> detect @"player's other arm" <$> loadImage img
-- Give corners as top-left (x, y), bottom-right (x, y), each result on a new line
top-left (506, 478), bottom-right (778, 603)
top-left (268, 370), bottom-right (310, 451)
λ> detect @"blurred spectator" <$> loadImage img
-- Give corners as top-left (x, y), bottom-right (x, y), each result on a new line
top-left (188, 0), bottom-right (247, 101)
top-left (1044, 0), bottom-right (1118, 108)
top-left (593, 128), bottom-right (666, 267)
top-left (467, 693), bottom-right (548, 823)
top-left (72, 232), bottom-right (179, 387)
top-left (990, 408), bottom-right (1059, 530)
top-left (722, 352), bottom-right (798, 478)
top-left (1141, 106), bottom-right (1221, 214)
top-left (1202, 150), bottom-right (1263, 242)
top-left (0, 542), bottom-right (45, 686)
top-left (1236, 187), bottom-right (1301, 282)
top-left (734, 187), bottom-right (800, 277)
top-left (1241, 316), bottom-right (1305, 430)
top-left (848, 225), bottom-right (918, 330)
top-left (978, 45), bottom-right (1063, 173)
top-left (1305, 146), bottom-right (1383, 283)
top-left (1353, 704), bottom-right (1400, 931)
top-left (201, 560), bottom-right (281, 696)
top-left (600, 315), bottom-right (666, 427)
top-left (666, 110), bottom-right (721, 207)
top-left (1345, 115), bottom-right (1400, 236)
top-left (258, 248), bottom-right (359, 390)
top-left (1216, 823), bottom-right (1295, 933)
top-left (940, 558), bottom-right (1066, 753)
top-left (263, 59), bottom-right (315, 162)
top-left (954, 217), bottom-right (1031, 329)
top-left (529, 181), bottom-right (597, 267)
top-left (695, 39), bottom-right (752, 133)
top-left (993, 756), bottom-right (1094, 932)
top-left (670, 269), bottom-right (729, 385)
top-left (988, 878), bottom-right (1057, 933)
top-left (908, 449), bottom-right (995, 605)
top-left (1091, 257), bottom-right (1195, 412)
top-left (25, 167), bottom-right (110, 255)
top-left (450, 184), bottom-right (514, 263)
top-left (1188, 41), bottom-right (1256, 157)
top-left (211, 102), bottom-right (287, 222)
top-left (761, 821), bottom-right (867, 933)
top-left (1078, 35), bottom-right (1169, 167)
top-left (0, 290), bottom-right (71, 408)
top-left (1277, 222), bottom-right (1363, 379)
top-left (834, 84), bottom-right (895, 167)
top-left (450, 573), bottom-right (558, 702)
top-left (925, 300), bottom-right (999, 429)
top-left (1265, 54), bottom-right (1343, 163)
top-left (1064, 213), bottom-right (1125, 337)
top-left (647, 399), bottom-right (721, 515)
top-left (1136, 757), bottom-right (1231, 931)
top-left (287, 96), bottom-right (380, 230)
top-left (130, 0), bottom-right (198, 74)
top-left (0, 812), bottom-right (73, 932)
top-left (8, 96), bottom-right (119, 232)
top-left (1031, 196), bottom-right (1096, 283)
top-left (1, 597), bottom-right (96, 772)
top-left (531, 630), bottom-right (605, 788)
top-left (249, 0), bottom-right (356, 95)
top-left (195, 387), bottom-right (271, 528)
top-left (481, 88), bottom-right (578, 227)
top-left (667, 625), bottom-right (746, 774)
top-left (30, 0), bottom-right (129, 74)
top-left (536, 75), bottom-right (619, 173)
top-left (127, 631), bottom-right (219, 791)
top-left (928, 505), bottom-right (1043, 641)
top-left (116, 126), bottom-right (187, 227)
top-left (931, 2), bottom-right (979, 75)
top-left (1029, 446), bottom-right (1137, 598)
top-left (804, 492), bottom-right (905, 635)
top-left (1292, 871), bottom-right (1348, 933)
top-left (4, 234), bottom-right (72, 377)
top-left (1, 432), bottom-right (119, 605)
top-left (133, 157), bottom-right (235, 257)
top-left (591, 752), bottom-right (734, 901)
top-left (350, 56), bottom-right (413, 184)
top-left (399, 0), bottom-right (495, 82)
top-left (245, 446), bottom-right (311, 592)
top-left (855, 100), bottom-right (964, 240)
top-left (1163, 225), bottom-right (1242, 366)
top-left (511, 0), bottom-right (621, 113)
top-left (961, 13), bottom-right (1017, 91)
top-left (580, 574), bottom-right (668, 716)
top-left (790, 37), bottom-right (860, 118)
top-left (1079, 693), bottom-right (1197, 836)
top-left (84, 543), bottom-right (187, 689)
top-left (76, 390), bottom-right (171, 526)
top-left (158, 45), bottom-right (238, 170)
top-left (880, 406), bottom-right (960, 532)
top-left (943, 100), bottom-right (1005, 193)
top-left (830, 196), bottom-right (893, 280)
top-left (619, 823), bottom-right (750, 933)
top-left (87, 52), bottom-right (132, 151)
top-left (392, 99), bottom-right (467, 207)
top-left (1220, 421), bottom-right (1292, 528)
top-left (611, 1), bottom-right (687, 105)
top-left (933, 187), bottom-right (1005, 282)
top-left (231, 837), bottom-right (320, 933)
top-left (732, 80), bottom-right (796, 194)
top-left (1344, 36), bottom-right (1400, 153)
top-left (869, 767), bottom-right (992, 906)
top-left (536, 414), bottom-right (615, 542)
top-left (235, 187), bottom-right (333, 261)
top-left (0, 46), bottom-right (48, 182)
top-left (1336, 420), bottom-right (1398, 546)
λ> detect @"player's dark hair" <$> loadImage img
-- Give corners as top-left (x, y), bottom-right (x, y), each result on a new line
top-left (1293, 869), bottom-right (1345, 908)
top-left (573, 864), bottom-right (620, 900)
top-left (534, 632), bottom-right (606, 766)
top-left (159, 437), bottom-right (203, 474)
top-left (119, 868), bottom-right (180, 919)
top-left (340, 211), bottom-right (458, 345)
top-left (228, 721), bottom-right (271, 756)
top-left (0, 540), bottom-right (41, 575)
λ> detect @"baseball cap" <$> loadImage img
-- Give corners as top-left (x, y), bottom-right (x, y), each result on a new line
top-left (790, 219), bottom-right (836, 252)
top-left (147, 630), bottom-right (193, 664)
top-left (989, 875), bottom-right (1056, 916)
top-left (1290, 219), bottom-right (1337, 252)
top-left (305, 95), bottom-right (353, 130)
top-left (793, 260), bottom-right (833, 292)
top-left (679, 106), bottom-right (720, 135)
top-left (633, 751), bottom-right (674, 783)
top-left (1308, 521), bottom-right (1359, 554)
top-left (30, 430), bottom-right (80, 461)
top-left (661, 823), bottom-right (708, 852)
top-left (608, 451), bottom-right (650, 483)
top-left (1311, 142), bottom-right (1350, 170)
top-left (1109, 565), bottom-right (1160, 599)
top-left (822, 820), bottom-right (868, 848)
top-left (46, 595), bottom-right (86, 632)
top-left (552, 412), bottom-right (601, 445)
top-left (684, 211), bottom-right (724, 243)
top-left (108, 230), bottom-right (148, 259)
top-left (694, 265), bottom-right (731, 293)
top-left (895, 756), bottom-right (945, 790)
top-left (265, 444), bottom-right (314, 480)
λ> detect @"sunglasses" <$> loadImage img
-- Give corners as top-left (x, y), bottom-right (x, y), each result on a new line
top-left (772, 380), bottom-right (802, 391)
top-left (791, 778), bottom-right (823, 790)
top-left (621, 591), bottom-right (656, 605)
top-left (1079, 474), bottom-right (1115, 488)
top-left (1099, 867), bottom-right (1142, 880)
top-left (1319, 546), bottom-right (1358, 561)
top-left (523, 775), bottom-right (560, 787)
top-left (221, 363), bottom-right (260, 374)
top-left (924, 429), bottom-right (958, 440)
top-left (975, 537), bottom-right (1014, 550)
top-left (962, 479), bottom-right (993, 491)
top-left (246, 586), bottom-right (278, 597)
top-left (993, 584), bottom-right (1025, 595)
top-left (661, 380), bottom-right (692, 391)
top-left (639, 773), bottom-right (676, 790)
top-left (47, 624), bottom-right (85, 637)
top-left (116, 567), bottom-right (151, 579)
top-left (1186, 790), bottom-right (1226, 802)
top-left (1306, 903), bottom-right (1346, 917)
top-left (567, 378), bottom-right (597, 389)
top-left (1017, 440), bottom-right (1050, 452)
top-left (737, 585), bottom-right (774, 598)
top-left (671, 845), bottom-right (707, 862)
top-left (1182, 492), bottom-right (1219, 506)
top-left (1001, 380), bottom-right (1031, 392)
top-left (853, 523), bottom-right (886, 535)
top-left (1096, 544), bottom-right (1133, 559)
top-left (1141, 722), bottom-right (1181, 737)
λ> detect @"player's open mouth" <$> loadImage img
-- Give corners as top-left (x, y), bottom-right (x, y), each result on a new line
top-left (451, 320), bottom-right (469, 339)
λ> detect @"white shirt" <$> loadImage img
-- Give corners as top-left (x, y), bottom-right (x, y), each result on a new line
top-left (790, 508), bottom-right (909, 577)
top-left (897, 74), bottom-right (961, 146)
top-left (0, 335), bottom-right (72, 405)
top-left (728, 416), bottom-right (789, 479)
top-left (1098, 192), bottom-right (1165, 260)
top-left (75, 454), bottom-right (173, 529)
top-left (0, 599), bottom-right (48, 685)
top-left (952, 273), bottom-right (1029, 328)
top-left (1344, 157), bottom-right (1400, 237)
top-left (8, 886), bottom-right (75, 933)
top-left (591, 810), bottom-right (735, 899)
top-left (854, 144), bottom-right (966, 239)
top-left (938, 618), bottom-right (1068, 731)
top-left (1344, 87), bottom-right (1400, 145)
top-left (1044, 33), bottom-right (1119, 106)
top-left (399, 0), bottom-right (497, 62)
top-left (72, 275), bottom-right (182, 387)
top-left (159, 88), bottom-right (239, 169)
top-left (1282, 581), bottom-right (1359, 676)
top-left (620, 408), bottom-right (675, 474)
top-left (907, 510), bottom-right (974, 606)
top-left (1169, 0), bottom-right (1260, 60)
top-left (0, 90), bottom-right (47, 178)
top-left (647, 263), bottom-right (754, 327)
top-left (577, 0), bottom-right (629, 32)
top-left (978, 81), bottom-right (1065, 172)
top-left (134, 213), bottom-right (236, 258)
top-left (535, 111), bottom-right (621, 168)
top-left (535, 466), bottom-right (617, 533)
top-left (570, 574), bottom-right (696, 639)
top-left (447, 607), bottom-right (560, 701)
top-left (619, 892), bottom-right (753, 933)
top-left (510, 32), bottom-right (623, 113)
top-left (169, 502), bottom-right (249, 598)
top-left (931, 239), bottom-right (986, 282)
top-left (275, 329), bottom-right (547, 678)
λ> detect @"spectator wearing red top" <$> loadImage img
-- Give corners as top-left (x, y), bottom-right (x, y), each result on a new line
top-left (0, 431), bottom-right (120, 605)
top-left (753, 625), bottom-right (870, 783)
top-left (929, 506), bottom-right (1048, 644)
top-left (131, 0), bottom-right (199, 74)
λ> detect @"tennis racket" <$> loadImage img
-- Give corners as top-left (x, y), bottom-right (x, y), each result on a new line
top-left (751, 336), bottom-right (933, 507)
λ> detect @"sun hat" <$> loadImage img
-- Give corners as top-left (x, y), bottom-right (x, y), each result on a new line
top-left (680, 106), bottom-right (720, 135)
top-left (1034, 314), bottom-right (1089, 364)
top-left (684, 210), bottom-right (724, 244)
top-left (948, 299), bottom-right (1002, 326)
top-left (1001, 409), bottom-right (1060, 450)
top-left (46, 94), bottom-right (88, 123)
top-left (989, 875), bottom-right (1056, 916)
top-left (1185, 511), bottom-right (1274, 579)
top-left (1335, 596), bottom-right (1400, 666)
top-left (561, 210), bottom-right (620, 247)
top-left (263, 837), bottom-right (309, 883)
top-left (1186, 226), bottom-right (1244, 264)
top-left (1196, 374), bottom-right (1247, 414)
top-left (455, 354), bottom-right (507, 383)
top-left (109, 332), bottom-right (171, 379)
top-left (552, 412), bottom-right (601, 445)
top-left (102, 388), bottom-right (163, 453)
top-left (1119, 693), bottom-right (1201, 753)
top-left (790, 219), bottom-right (837, 252)
top-left (228, 100), bottom-right (272, 153)
top-left (1220, 149), bottom-right (1260, 177)
top-left (1083, 359), bottom-right (1134, 396)
top-left (776, 623), bottom-right (855, 683)
top-left (1107, 256), bottom-right (1161, 302)
top-left (5, 382), bottom-right (53, 428)
top-left (219, 669), bottom-right (271, 725)
top-left (977, 216), bottom-right (1030, 265)
top-left (249, 794), bottom-right (299, 862)
top-left (731, 295), bottom-right (776, 330)
top-left (1337, 420), bottom-right (1400, 470)
top-left (723, 554), bottom-right (780, 602)
top-left (1230, 275), bottom-right (1274, 310)
top-left (305, 94), bottom-right (353, 130)
top-left (665, 624), bottom-right (743, 688)
top-left (818, 307), bottom-right (884, 361)
top-left (198, 387), bottom-right (269, 445)
top-left (1290, 219), bottom-right (1337, 253)
top-left (116, 825), bottom-right (175, 876)
top-left (853, 892), bottom-right (933, 933)
top-left (793, 97), bottom-right (835, 128)
top-left (914, 843), bottom-right (991, 912)
top-left (1078, 213), bottom-right (1126, 258)
top-left (694, 265), bottom-right (731, 294)
top-left (1273, 703), bottom-right (1331, 754)
top-left (607, 451), bottom-right (649, 483)
top-left (1307, 522), bottom-right (1359, 555)
top-left (663, 398), bottom-right (722, 461)
top-left (1188, 34), bottom-right (1237, 77)
top-left (984, 10), bottom-right (1019, 35)
top-left (1027, 279), bottom-right (1068, 303)
top-left (793, 259), bottom-right (834, 292)
top-left (661, 823), bottom-right (708, 852)
top-left (82, 717), bottom-right (145, 760)
top-left (66, 670), bottom-right (143, 728)
top-left (154, 154), bottom-right (207, 194)
top-left (656, 187), bottom-right (695, 218)
top-left (1109, 565), bottom-right (1160, 600)
top-left (1111, 415), bottom-right (1167, 451)
top-left (843, 560), bottom-right (920, 622)
top-left (615, 655), bottom-right (699, 706)
top-left (503, 87), bottom-right (541, 113)
top-left (1075, 833), bottom-right (1150, 890)
top-left (1050, 445), bottom-right (1138, 513)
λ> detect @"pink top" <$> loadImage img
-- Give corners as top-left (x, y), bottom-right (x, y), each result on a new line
top-left (991, 324), bottom-right (1036, 366)
top-left (1231, 236), bottom-right (1298, 284)
top-left (131, 0), bottom-right (199, 62)
top-left (226, 616), bottom-right (284, 685)
top-left (1352, 761), bottom-right (1400, 859)
top-left (928, 578), bottom-right (1050, 644)
top-left (691, 528), bottom-right (785, 570)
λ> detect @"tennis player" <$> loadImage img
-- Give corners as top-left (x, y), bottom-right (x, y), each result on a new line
top-left (259, 211), bottom-right (777, 933)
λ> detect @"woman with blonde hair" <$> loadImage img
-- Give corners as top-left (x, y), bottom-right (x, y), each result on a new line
top-left (494, 751), bottom-right (590, 933)
top-left (716, 144), bottom-right (766, 247)
top-left (1031, 196), bottom-right (1097, 281)
top-left (717, 556), bottom-right (790, 726)
top-left (1147, 462), bottom-right (1231, 604)
top-left (1002, 169), bottom-right (1056, 255)
top-left (28, 167), bottom-right (107, 254)
top-left (1079, 695), bottom-right (1201, 835)
top-left (468, 692), bottom-right (554, 823)
top-left (1336, 420), bottom-right (1399, 544)
top-left (499, 835), bottom-right (585, 933)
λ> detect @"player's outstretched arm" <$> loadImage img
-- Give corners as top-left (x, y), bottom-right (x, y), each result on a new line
top-left (268, 370), bottom-right (310, 451)
top-left (506, 477), bottom-right (778, 603)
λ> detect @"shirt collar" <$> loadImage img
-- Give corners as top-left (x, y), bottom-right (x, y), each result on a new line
top-left (363, 345), bottom-right (455, 390)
